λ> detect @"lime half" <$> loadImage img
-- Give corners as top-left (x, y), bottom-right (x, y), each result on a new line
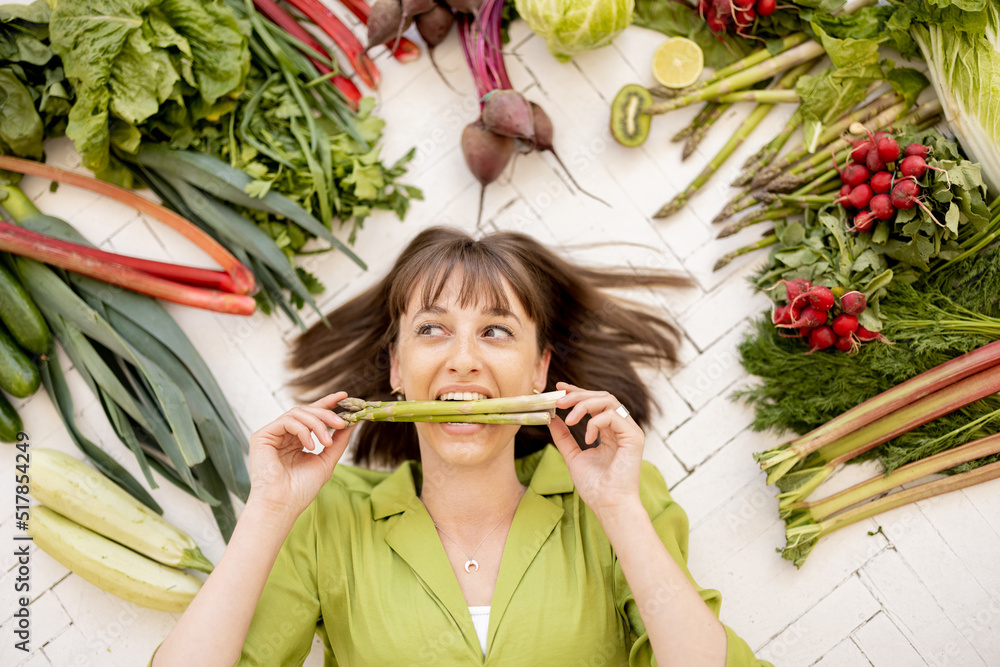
top-left (651, 37), bottom-right (704, 89)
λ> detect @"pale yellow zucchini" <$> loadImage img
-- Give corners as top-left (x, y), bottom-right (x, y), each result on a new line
top-left (31, 448), bottom-right (213, 572)
top-left (28, 506), bottom-right (203, 613)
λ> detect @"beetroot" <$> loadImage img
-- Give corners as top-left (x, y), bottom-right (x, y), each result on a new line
top-left (834, 335), bottom-right (854, 352)
top-left (903, 142), bottom-right (930, 158)
top-left (462, 120), bottom-right (515, 224)
top-left (876, 135), bottom-right (900, 163)
top-left (870, 171), bottom-right (893, 194)
top-left (445, 0), bottom-right (481, 12)
top-left (530, 102), bottom-right (609, 206)
top-left (869, 193), bottom-right (896, 221)
top-left (416, 4), bottom-right (454, 46)
top-left (403, 0), bottom-right (437, 17)
top-left (831, 313), bottom-right (859, 337)
top-left (808, 326), bottom-right (836, 353)
top-left (841, 163), bottom-right (870, 188)
top-left (839, 290), bottom-right (867, 316)
top-left (365, 0), bottom-right (410, 52)
top-left (481, 90), bottom-right (535, 142)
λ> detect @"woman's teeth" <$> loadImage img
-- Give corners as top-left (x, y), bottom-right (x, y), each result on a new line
top-left (437, 392), bottom-right (489, 401)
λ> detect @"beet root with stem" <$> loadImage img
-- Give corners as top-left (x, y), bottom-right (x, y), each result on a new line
top-left (462, 120), bottom-right (516, 225)
top-left (444, 0), bottom-right (482, 13)
top-left (530, 102), bottom-right (610, 207)
top-left (416, 5), bottom-right (459, 93)
top-left (481, 89), bottom-right (535, 142)
top-left (365, 0), bottom-right (412, 54)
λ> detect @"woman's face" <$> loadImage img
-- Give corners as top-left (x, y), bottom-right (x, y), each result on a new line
top-left (389, 271), bottom-right (550, 467)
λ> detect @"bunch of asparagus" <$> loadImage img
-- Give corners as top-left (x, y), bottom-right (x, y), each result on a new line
top-left (337, 390), bottom-right (565, 425)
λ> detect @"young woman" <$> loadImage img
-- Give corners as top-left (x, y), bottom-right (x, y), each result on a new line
top-left (152, 227), bottom-right (770, 666)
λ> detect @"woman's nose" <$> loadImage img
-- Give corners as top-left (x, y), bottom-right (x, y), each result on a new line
top-left (447, 332), bottom-right (481, 376)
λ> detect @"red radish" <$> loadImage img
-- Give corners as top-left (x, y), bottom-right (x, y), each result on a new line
top-left (840, 184), bottom-right (853, 199)
top-left (734, 0), bottom-right (754, 8)
top-left (839, 183), bottom-right (872, 209)
top-left (834, 335), bottom-right (854, 352)
top-left (799, 326), bottom-right (815, 339)
top-left (776, 305), bottom-right (827, 329)
top-left (904, 142), bottom-right (930, 158)
top-left (899, 155), bottom-right (927, 179)
top-left (832, 313), bottom-right (859, 336)
top-left (839, 290), bottom-right (867, 316)
top-left (757, 0), bottom-right (776, 16)
top-left (808, 326), bottom-right (836, 353)
top-left (869, 193), bottom-right (896, 221)
top-left (772, 303), bottom-right (794, 326)
top-left (798, 285), bottom-right (835, 311)
top-left (855, 325), bottom-right (888, 343)
top-left (841, 163), bottom-right (870, 188)
top-left (462, 120), bottom-right (516, 224)
top-left (734, 8), bottom-right (756, 25)
top-left (852, 210), bottom-right (876, 233)
top-left (890, 179), bottom-right (920, 210)
top-left (870, 171), bottom-right (893, 194)
top-left (876, 135), bottom-right (901, 163)
top-left (851, 140), bottom-right (871, 165)
top-left (777, 277), bottom-right (812, 303)
top-left (531, 102), bottom-right (610, 207)
top-left (706, 9), bottom-right (728, 32)
top-left (866, 149), bottom-right (887, 173)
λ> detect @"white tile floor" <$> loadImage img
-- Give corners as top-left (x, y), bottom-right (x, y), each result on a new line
top-left (2, 9), bottom-right (999, 667)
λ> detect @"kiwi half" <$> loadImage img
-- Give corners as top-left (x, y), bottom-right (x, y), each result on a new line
top-left (611, 84), bottom-right (653, 147)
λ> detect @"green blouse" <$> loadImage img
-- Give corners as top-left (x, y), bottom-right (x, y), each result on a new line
top-left (225, 445), bottom-right (770, 666)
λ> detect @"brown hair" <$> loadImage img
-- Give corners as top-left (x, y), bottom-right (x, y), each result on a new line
top-left (289, 227), bottom-right (689, 468)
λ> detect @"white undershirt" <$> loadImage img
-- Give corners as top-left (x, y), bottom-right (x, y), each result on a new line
top-left (468, 606), bottom-right (490, 656)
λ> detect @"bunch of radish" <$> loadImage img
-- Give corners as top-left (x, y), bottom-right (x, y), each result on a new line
top-left (699, 0), bottom-right (776, 36)
top-left (771, 279), bottom-right (884, 354)
top-left (835, 129), bottom-right (944, 233)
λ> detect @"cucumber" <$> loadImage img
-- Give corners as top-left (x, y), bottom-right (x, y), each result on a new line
top-left (31, 448), bottom-right (214, 572)
top-left (0, 323), bottom-right (39, 398)
top-left (27, 506), bottom-right (203, 613)
top-left (0, 260), bottom-right (51, 354)
top-left (0, 390), bottom-right (23, 443)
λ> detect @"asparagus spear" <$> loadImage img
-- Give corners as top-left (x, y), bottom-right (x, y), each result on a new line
top-left (713, 232), bottom-right (778, 272)
top-left (682, 103), bottom-right (731, 160)
top-left (337, 390), bottom-right (565, 424)
top-left (672, 103), bottom-right (718, 143)
top-left (735, 110), bottom-right (802, 184)
top-left (717, 207), bottom-right (800, 238)
top-left (340, 411), bottom-right (555, 425)
top-left (654, 62), bottom-right (815, 219)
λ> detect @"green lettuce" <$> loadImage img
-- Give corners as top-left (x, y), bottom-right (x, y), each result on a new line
top-left (514, 0), bottom-right (633, 62)
top-left (48, 0), bottom-right (249, 186)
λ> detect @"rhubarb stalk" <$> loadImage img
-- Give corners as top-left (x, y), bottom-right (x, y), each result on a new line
top-left (0, 157), bottom-right (255, 295)
top-left (283, 0), bottom-right (380, 89)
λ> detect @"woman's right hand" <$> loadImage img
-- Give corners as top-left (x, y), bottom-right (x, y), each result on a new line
top-left (246, 392), bottom-right (355, 518)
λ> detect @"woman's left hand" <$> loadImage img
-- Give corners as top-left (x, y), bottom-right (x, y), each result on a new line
top-left (547, 381), bottom-right (645, 515)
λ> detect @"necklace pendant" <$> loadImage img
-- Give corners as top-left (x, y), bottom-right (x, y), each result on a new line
top-left (464, 559), bottom-right (479, 573)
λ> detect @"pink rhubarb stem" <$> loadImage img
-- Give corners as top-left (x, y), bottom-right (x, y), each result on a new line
top-left (284, 0), bottom-right (380, 89)
top-left (0, 155), bottom-right (255, 295)
top-left (0, 221), bottom-right (256, 316)
top-left (253, 0), bottom-right (362, 109)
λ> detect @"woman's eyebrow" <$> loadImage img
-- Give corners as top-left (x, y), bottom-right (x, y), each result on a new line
top-left (484, 307), bottom-right (521, 325)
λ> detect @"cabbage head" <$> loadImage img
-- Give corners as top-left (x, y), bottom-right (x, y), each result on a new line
top-left (514, 0), bottom-right (634, 62)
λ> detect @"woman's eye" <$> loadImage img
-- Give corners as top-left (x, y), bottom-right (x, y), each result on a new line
top-left (416, 324), bottom-right (445, 336)
top-left (484, 325), bottom-right (514, 339)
